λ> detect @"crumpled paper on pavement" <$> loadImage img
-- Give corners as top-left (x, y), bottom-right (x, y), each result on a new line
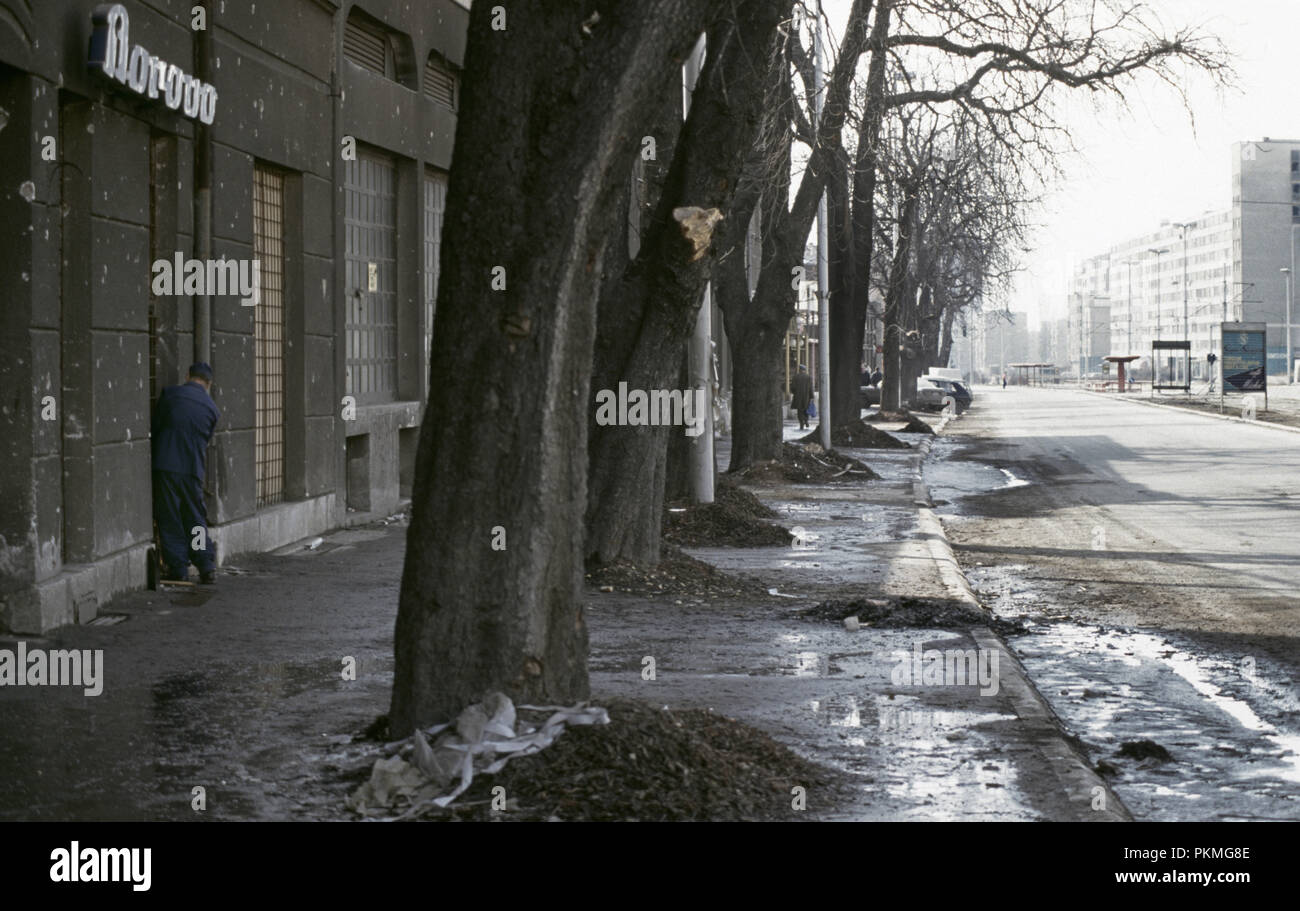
top-left (346, 691), bottom-right (609, 818)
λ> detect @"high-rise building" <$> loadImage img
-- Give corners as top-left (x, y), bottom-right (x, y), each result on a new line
top-left (1234, 138), bottom-right (1300, 376)
top-left (1066, 138), bottom-right (1300, 381)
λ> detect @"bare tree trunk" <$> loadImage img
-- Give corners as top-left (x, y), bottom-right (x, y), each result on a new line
top-left (937, 303), bottom-right (956, 369)
top-left (826, 149), bottom-right (861, 429)
top-left (391, 0), bottom-right (724, 733)
top-left (726, 310), bottom-right (789, 467)
top-left (584, 3), bottom-right (789, 566)
top-left (834, 0), bottom-right (893, 427)
top-left (881, 181), bottom-right (919, 413)
top-left (725, 0), bottom-right (876, 467)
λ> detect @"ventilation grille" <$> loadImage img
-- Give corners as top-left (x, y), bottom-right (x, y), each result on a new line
top-left (424, 54), bottom-right (458, 109)
top-left (344, 18), bottom-right (388, 76)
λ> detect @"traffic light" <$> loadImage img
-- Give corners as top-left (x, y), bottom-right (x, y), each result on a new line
top-left (1207, 352), bottom-right (1218, 364)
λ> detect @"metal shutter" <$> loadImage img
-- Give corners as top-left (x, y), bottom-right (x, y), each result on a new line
top-left (344, 17), bottom-right (389, 76)
top-left (345, 150), bottom-right (399, 403)
top-left (424, 54), bottom-right (458, 109)
top-left (253, 164), bottom-right (286, 507)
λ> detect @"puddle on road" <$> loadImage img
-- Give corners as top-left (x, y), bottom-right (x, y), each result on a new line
top-left (923, 439), bottom-right (1031, 512)
top-left (982, 599), bottom-right (1300, 820)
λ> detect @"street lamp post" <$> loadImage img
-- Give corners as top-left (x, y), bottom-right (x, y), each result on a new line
top-left (1173, 223), bottom-right (1191, 383)
top-left (1289, 224), bottom-right (1298, 383)
top-left (1149, 247), bottom-right (1169, 383)
top-left (1283, 267), bottom-right (1293, 383)
top-left (1121, 258), bottom-right (1138, 355)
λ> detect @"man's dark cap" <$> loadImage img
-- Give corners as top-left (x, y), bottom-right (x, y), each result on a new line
top-left (188, 362), bottom-right (214, 381)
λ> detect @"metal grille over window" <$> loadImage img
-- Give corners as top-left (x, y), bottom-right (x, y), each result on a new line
top-left (344, 17), bottom-right (389, 76)
top-left (424, 53), bottom-right (458, 109)
top-left (345, 151), bottom-right (398, 403)
top-left (423, 169), bottom-right (448, 382)
top-left (253, 165), bottom-right (286, 508)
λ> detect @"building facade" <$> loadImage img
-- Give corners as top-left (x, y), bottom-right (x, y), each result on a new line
top-left (1068, 210), bottom-right (1232, 380)
top-left (0, 0), bottom-right (468, 633)
top-left (1234, 138), bottom-right (1300, 377)
top-left (1068, 137), bottom-right (1300, 381)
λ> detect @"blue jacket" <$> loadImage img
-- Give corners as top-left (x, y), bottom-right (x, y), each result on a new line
top-left (151, 381), bottom-right (220, 479)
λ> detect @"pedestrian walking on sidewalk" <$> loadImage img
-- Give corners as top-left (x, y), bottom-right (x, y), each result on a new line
top-left (152, 362), bottom-right (220, 584)
top-left (792, 365), bottom-right (814, 430)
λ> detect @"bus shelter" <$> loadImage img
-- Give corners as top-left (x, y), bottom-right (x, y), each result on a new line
top-left (1009, 363), bottom-right (1052, 387)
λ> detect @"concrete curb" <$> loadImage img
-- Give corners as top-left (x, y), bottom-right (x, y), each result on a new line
top-left (1076, 388), bottom-right (1300, 436)
top-left (910, 414), bottom-right (1133, 822)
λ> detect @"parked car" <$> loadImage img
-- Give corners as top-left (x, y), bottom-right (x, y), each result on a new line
top-left (928, 377), bottom-right (973, 412)
top-left (911, 379), bottom-right (947, 411)
top-left (914, 377), bottom-right (973, 413)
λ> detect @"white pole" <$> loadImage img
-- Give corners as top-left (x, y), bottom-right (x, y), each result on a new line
top-left (684, 35), bottom-right (714, 503)
top-left (1290, 225), bottom-right (1296, 383)
top-left (814, 3), bottom-right (831, 447)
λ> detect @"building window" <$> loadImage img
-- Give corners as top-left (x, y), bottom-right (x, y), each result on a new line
top-left (423, 169), bottom-right (448, 377)
top-left (345, 150), bottom-right (398, 404)
top-left (253, 164), bottom-right (286, 508)
top-left (424, 52), bottom-right (460, 110)
top-left (344, 13), bottom-right (395, 77)
top-left (343, 11), bottom-right (416, 87)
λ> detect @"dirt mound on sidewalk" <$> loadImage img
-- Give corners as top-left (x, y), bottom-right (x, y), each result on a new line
top-left (802, 596), bottom-right (1024, 635)
top-left (800, 420), bottom-right (911, 449)
top-left (863, 412), bottom-right (937, 435)
top-left (734, 442), bottom-right (879, 485)
top-left (585, 544), bottom-right (767, 598)
top-left (663, 480), bottom-right (791, 547)
top-left (445, 699), bottom-right (840, 821)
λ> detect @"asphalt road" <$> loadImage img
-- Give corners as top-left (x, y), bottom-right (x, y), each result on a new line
top-left (930, 385), bottom-right (1300, 820)
top-left (936, 385), bottom-right (1300, 635)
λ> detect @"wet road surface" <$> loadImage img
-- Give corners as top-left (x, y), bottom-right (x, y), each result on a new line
top-left (931, 385), bottom-right (1300, 820)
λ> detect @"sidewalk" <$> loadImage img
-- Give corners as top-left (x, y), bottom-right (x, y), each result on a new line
top-left (0, 417), bottom-right (1116, 821)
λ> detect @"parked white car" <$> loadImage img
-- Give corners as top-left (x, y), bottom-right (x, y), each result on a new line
top-left (912, 380), bottom-right (946, 410)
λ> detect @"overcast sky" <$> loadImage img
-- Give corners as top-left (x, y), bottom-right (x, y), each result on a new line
top-left (1014, 0), bottom-right (1294, 328)
top-left (821, 0), bottom-right (1292, 328)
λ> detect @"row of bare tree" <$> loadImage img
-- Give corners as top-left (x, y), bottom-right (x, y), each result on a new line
top-left (389, 0), bottom-right (1230, 732)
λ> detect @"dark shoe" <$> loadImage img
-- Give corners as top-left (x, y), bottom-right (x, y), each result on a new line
top-left (199, 570), bottom-right (217, 585)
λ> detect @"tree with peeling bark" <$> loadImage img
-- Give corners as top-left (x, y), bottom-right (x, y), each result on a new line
top-left (584, 0), bottom-right (793, 568)
top-left (390, 0), bottom-right (732, 733)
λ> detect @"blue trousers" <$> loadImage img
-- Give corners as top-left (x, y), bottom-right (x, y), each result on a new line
top-left (152, 470), bottom-right (215, 577)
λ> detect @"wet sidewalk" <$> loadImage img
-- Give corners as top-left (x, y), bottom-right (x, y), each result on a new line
top-left (0, 524), bottom-right (404, 820)
top-left (0, 418), bottom-right (1113, 821)
top-left (584, 418), bottom-right (1119, 820)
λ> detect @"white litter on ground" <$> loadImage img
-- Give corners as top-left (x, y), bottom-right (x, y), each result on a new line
top-left (346, 692), bottom-right (609, 818)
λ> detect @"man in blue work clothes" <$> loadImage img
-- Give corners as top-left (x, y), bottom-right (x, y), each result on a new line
top-left (152, 362), bottom-right (220, 584)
